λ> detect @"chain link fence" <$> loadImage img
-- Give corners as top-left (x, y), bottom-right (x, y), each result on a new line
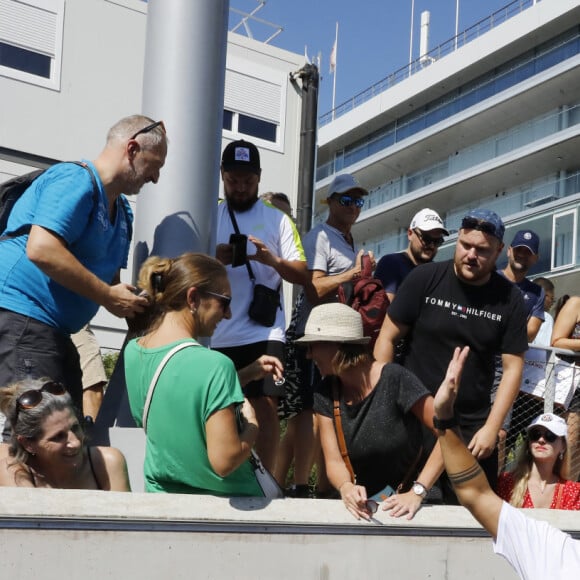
top-left (501, 346), bottom-right (580, 481)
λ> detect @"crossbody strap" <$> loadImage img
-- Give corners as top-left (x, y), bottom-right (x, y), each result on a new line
top-left (142, 341), bottom-right (198, 433)
top-left (332, 378), bottom-right (356, 484)
top-left (227, 203), bottom-right (255, 282)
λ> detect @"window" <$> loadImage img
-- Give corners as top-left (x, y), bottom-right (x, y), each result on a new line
top-left (0, 0), bottom-right (64, 90)
top-left (223, 109), bottom-right (278, 143)
top-left (223, 110), bottom-right (233, 132)
top-left (552, 210), bottom-right (577, 270)
top-left (238, 114), bottom-right (276, 142)
top-left (223, 68), bottom-right (283, 147)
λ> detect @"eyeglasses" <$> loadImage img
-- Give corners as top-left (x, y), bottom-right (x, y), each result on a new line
top-left (333, 194), bottom-right (365, 209)
top-left (414, 228), bottom-right (444, 248)
top-left (528, 427), bottom-right (558, 443)
top-left (461, 216), bottom-right (498, 237)
top-left (130, 120), bottom-right (166, 140)
top-left (14, 381), bottom-right (67, 426)
top-left (204, 290), bottom-right (232, 312)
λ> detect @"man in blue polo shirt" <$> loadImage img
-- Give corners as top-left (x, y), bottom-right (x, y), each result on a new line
top-left (0, 115), bottom-right (167, 422)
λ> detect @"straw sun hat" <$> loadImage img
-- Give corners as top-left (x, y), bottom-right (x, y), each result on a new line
top-left (295, 303), bottom-right (370, 345)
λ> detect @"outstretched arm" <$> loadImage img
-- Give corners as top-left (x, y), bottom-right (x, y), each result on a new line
top-left (434, 346), bottom-right (503, 539)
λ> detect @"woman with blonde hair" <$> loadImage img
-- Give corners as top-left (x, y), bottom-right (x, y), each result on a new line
top-left (497, 413), bottom-right (580, 509)
top-left (0, 378), bottom-right (130, 490)
top-left (125, 252), bottom-right (281, 495)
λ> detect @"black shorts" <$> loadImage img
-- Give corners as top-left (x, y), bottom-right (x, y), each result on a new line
top-left (214, 341), bottom-right (285, 398)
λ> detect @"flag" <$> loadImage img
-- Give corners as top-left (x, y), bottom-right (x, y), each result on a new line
top-left (329, 39), bottom-right (337, 74)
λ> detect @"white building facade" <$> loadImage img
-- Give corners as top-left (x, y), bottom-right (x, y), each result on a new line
top-left (315, 0), bottom-right (580, 296)
top-left (0, 0), bottom-right (304, 349)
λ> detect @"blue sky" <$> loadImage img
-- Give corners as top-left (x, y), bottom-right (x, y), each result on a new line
top-left (231, 0), bottom-right (519, 115)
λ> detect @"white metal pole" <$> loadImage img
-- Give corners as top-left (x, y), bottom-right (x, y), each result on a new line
top-left (331, 21), bottom-right (338, 119)
top-left (455, 0), bottom-right (460, 49)
top-left (409, 0), bottom-right (415, 75)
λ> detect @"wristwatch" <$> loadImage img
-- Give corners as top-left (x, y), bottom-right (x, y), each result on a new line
top-left (412, 481), bottom-right (428, 499)
top-left (433, 415), bottom-right (459, 432)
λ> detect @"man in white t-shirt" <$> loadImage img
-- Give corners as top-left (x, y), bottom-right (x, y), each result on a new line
top-left (212, 140), bottom-right (307, 471)
top-left (433, 346), bottom-right (580, 580)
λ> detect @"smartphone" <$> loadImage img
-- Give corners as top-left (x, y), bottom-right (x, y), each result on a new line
top-left (229, 233), bottom-right (248, 267)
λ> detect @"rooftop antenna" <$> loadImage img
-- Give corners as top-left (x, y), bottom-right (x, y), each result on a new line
top-left (229, 1), bottom-right (282, 44)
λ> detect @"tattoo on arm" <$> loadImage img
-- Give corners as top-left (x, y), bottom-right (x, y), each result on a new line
top-left (448, 463), bottom-right (483, 485)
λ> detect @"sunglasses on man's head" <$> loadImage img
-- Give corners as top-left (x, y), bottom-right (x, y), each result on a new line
top-left (528, 427), bottom-right (558, 443)
top-left (333, 194), bottom-right (365, 209)
top-left (14, 381), bottom-right (67, 426)
top-left (414, 228), bottom-right (444, 248)
top-left (460, 216), bottom-right (497, 237)
top-left (130, 120), bottom-right (166, 140)
top-left (204, 290), bottom-right (232, 312)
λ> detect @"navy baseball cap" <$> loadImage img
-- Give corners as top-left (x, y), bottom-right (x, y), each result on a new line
top-left (221, 140), bottom-right (261, 175)
top-left (461, 209), bottom-right (505, 242)
top-left (510, 230), bottom-right (540, 255)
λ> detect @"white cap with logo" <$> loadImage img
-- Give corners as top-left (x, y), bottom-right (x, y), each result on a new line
top-left (410, 208), bottom-right (449, 235)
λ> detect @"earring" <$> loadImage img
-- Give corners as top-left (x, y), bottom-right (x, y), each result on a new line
top-left (559, 451), bottom-right (564, 460)
top-left (190, 308), bottom-right (197, 315)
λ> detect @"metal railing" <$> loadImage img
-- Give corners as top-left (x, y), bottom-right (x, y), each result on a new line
top-left (319, 0), bottom-right (541, 126)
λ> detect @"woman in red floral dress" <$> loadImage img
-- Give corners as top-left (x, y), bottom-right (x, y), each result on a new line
top-left (497, 413), bottom-right (580, 509)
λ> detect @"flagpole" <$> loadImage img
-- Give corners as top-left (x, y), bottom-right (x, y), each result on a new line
top-left (408, 0), bottom-right (415, 75)
top-left (331, 21), bottom-right (338, 119)
top-left (455, 0), bottom-right (460, 49)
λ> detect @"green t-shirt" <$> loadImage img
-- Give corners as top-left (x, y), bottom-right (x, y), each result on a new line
top-left (124, 338), bottom-right (262, 496)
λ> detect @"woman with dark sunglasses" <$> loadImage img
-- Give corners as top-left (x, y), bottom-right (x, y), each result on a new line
top-left (0, 379), bottom-right (130, 490)
top-left (124, 253), bottom-right (282, 495)
top-left (497, 413), bottom-right (580, 509)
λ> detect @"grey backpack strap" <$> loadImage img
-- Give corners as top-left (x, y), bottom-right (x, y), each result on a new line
top-left (142, 341), bottom-right (198, 433)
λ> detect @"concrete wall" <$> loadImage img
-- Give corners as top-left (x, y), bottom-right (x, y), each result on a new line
top-left (7, 487), bottom-right (580, 579)
top-left (1, 487), bottom-right (579, 579)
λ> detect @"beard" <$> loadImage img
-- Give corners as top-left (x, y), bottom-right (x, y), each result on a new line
top-left (226, 192), bottom-right (259, 212)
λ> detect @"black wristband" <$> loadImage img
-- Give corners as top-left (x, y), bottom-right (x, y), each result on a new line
top-left (433, 415), bottom-right (459, 431)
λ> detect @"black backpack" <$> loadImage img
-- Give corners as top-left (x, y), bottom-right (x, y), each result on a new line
top-left (0, 161), bottom-right (97, 236)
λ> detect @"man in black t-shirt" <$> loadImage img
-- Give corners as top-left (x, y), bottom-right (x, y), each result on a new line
top-left (375, 208), bottom-right (448, 303)
top-left (374, 209), bottom-right (528, 491)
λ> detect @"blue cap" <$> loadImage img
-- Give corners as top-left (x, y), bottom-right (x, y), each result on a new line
top-left (511, 230), bottom-right (540, 255)
top-left (461, 209), bottom-right (505, 242)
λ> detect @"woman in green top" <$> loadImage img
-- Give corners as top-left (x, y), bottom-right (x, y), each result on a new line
top-left (125, 253), bottom-right (280, 495)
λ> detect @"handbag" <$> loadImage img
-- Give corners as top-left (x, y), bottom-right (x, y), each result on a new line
top-left (227, 204), bottom-right (281, 327)
top-left (234, 403), bottom-right (284, 499)
top-left (249, 449), bottom-right (284, 499)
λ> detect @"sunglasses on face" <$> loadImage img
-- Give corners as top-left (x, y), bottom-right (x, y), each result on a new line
top-left (204, 290), bottom-right (232, 312)
top-left (14, 381), bottom-right (67, 426)
top-left (333, 194), bottom-right (365, 209)
top-left (130, 120), bottom-right (166, 140)
top-left (414, 228), bottom-right (444, 248)
top-left (460, 216), bottom-right (498, 237)
top-left (528, 427), bottom-right (558, 443)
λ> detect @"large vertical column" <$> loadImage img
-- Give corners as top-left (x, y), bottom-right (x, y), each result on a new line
top-left (133, 0), bottom-right (230, 274)
top-left (94, 0), bottom-right (230, 437)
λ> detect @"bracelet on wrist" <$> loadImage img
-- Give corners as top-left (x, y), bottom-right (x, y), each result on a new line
top-left (433, 414), bottom-right (459, 432)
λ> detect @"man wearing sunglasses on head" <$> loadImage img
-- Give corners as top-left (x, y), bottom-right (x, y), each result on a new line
top-left (0, 115), bottom-right (168, 430)
top-left (375, 208), bottom-right (528, 501)
top-left (375, 208), bottom-right (448, 304)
